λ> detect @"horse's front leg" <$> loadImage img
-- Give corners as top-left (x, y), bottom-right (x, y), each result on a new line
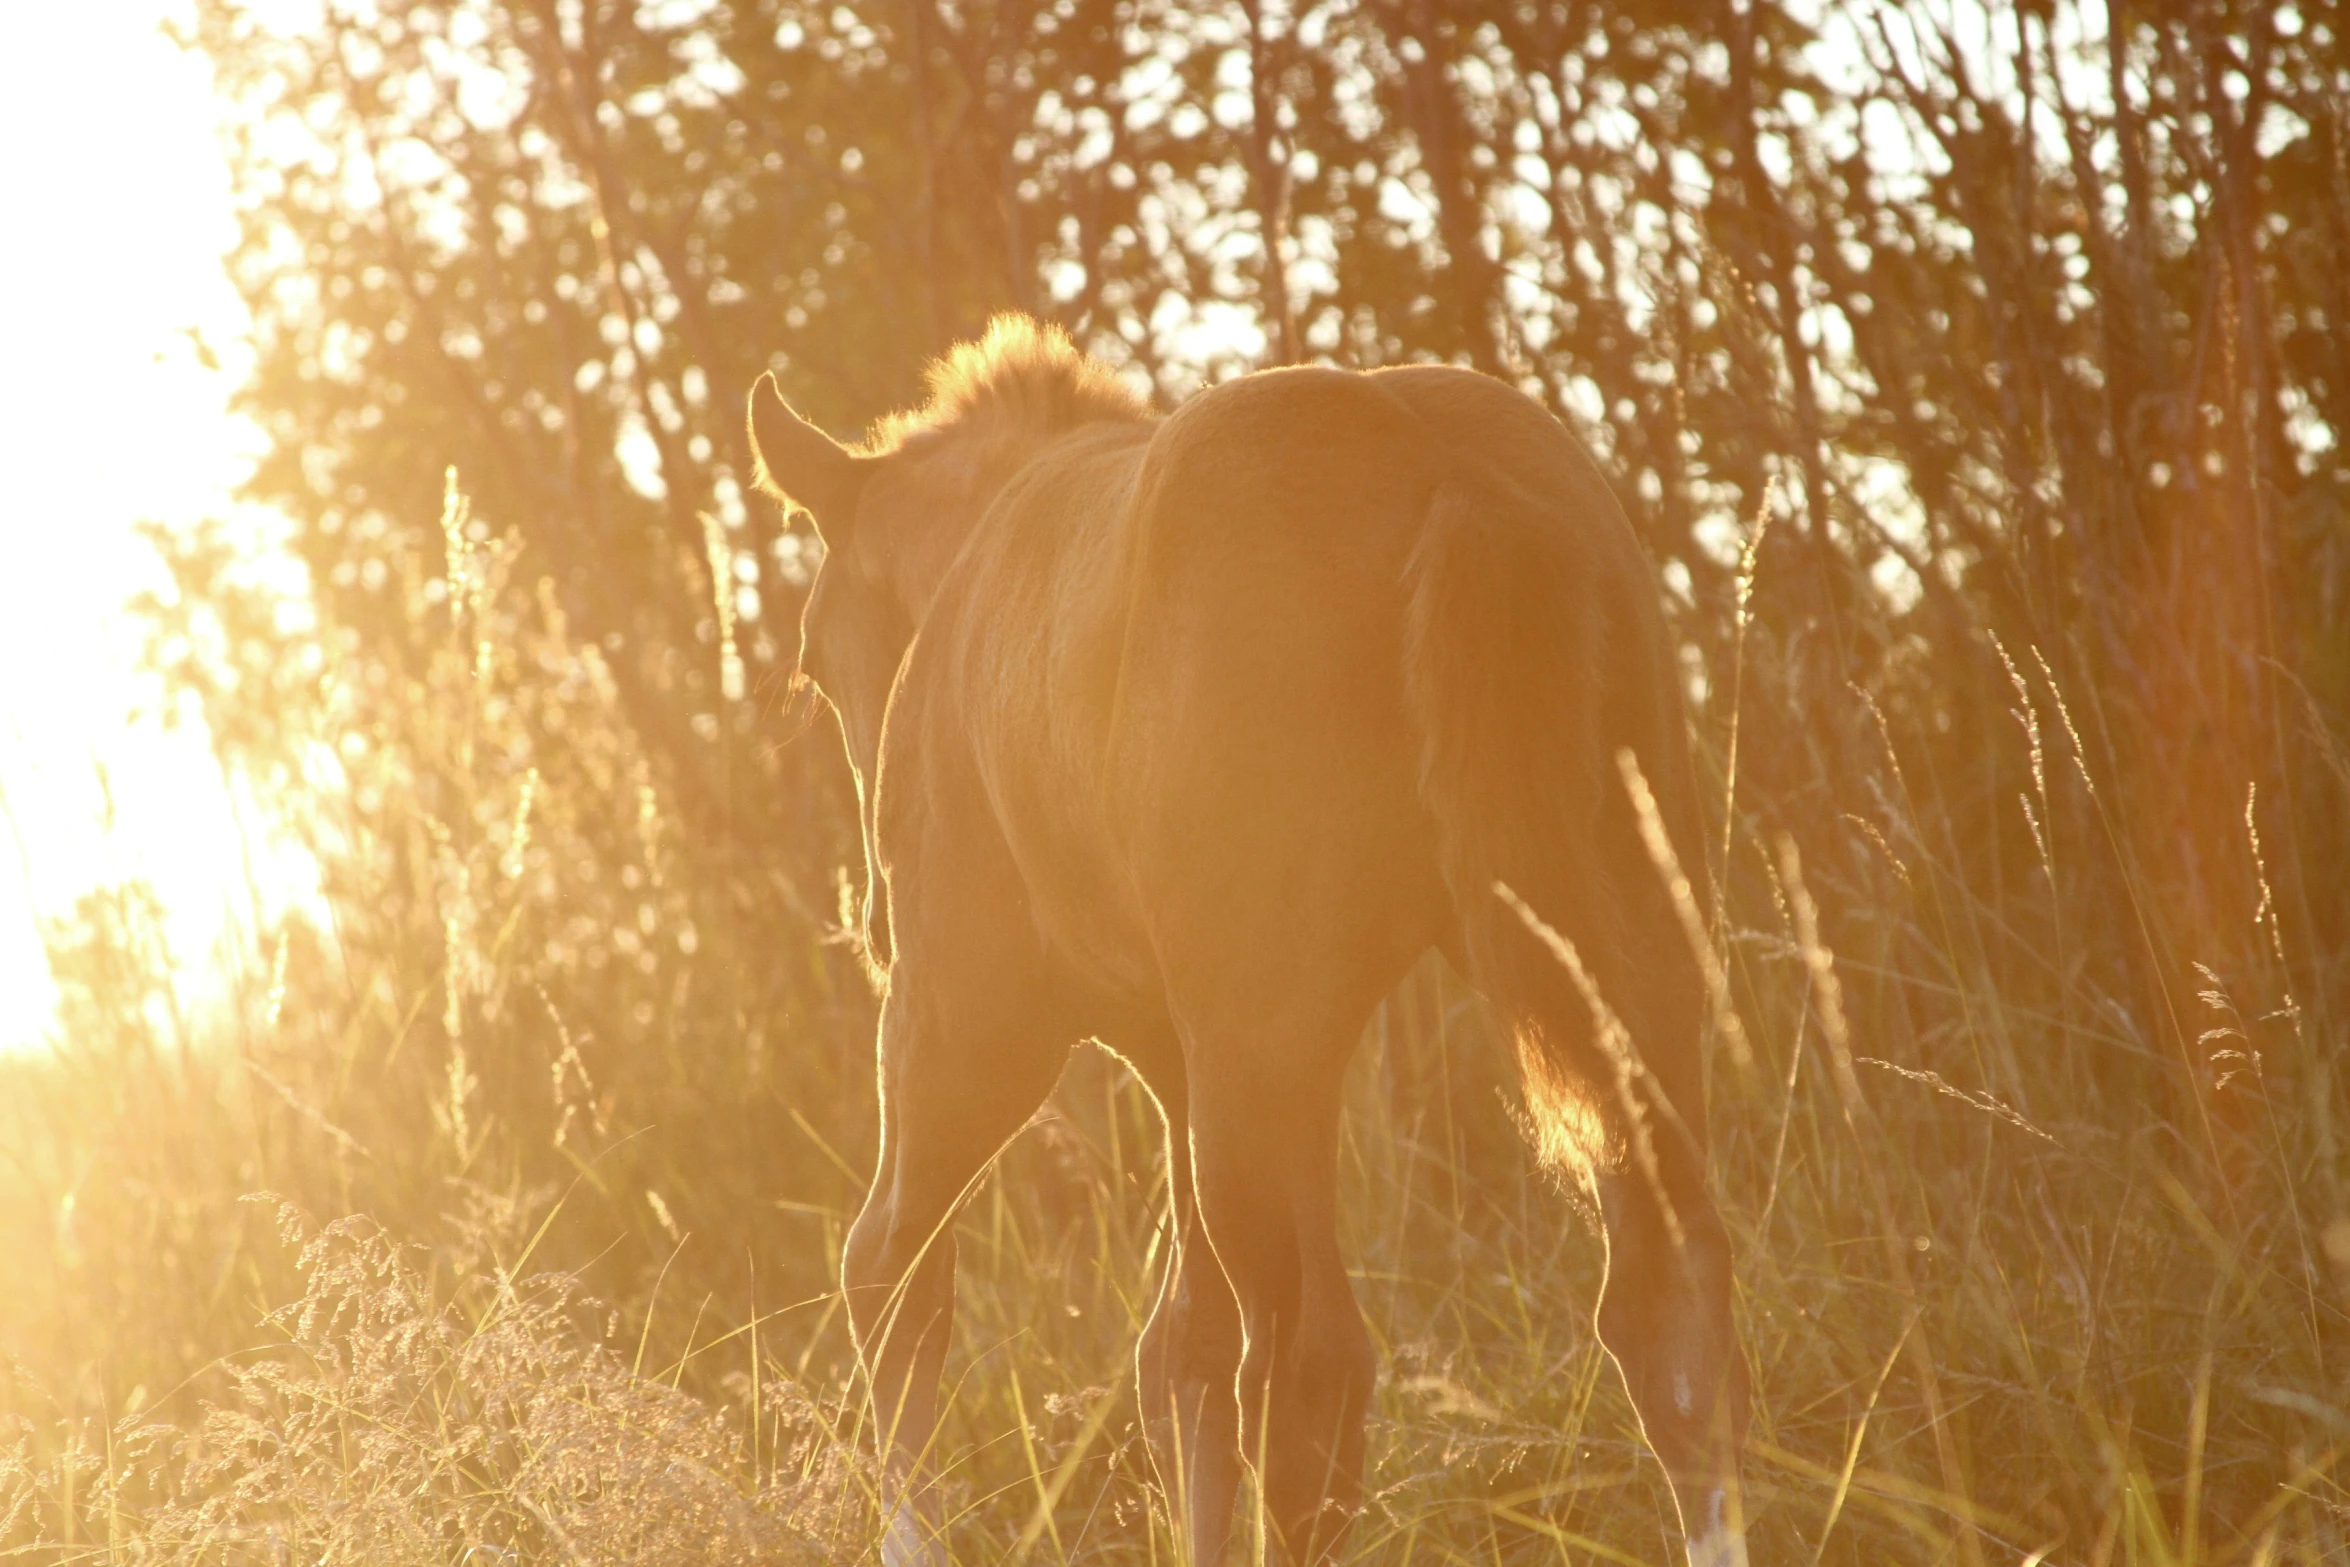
top-left (842, 971), bottom-right (1070, 1567)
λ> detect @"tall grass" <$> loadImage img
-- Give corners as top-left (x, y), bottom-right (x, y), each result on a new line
top-left (4, 455), bottom-right (2344, 1565)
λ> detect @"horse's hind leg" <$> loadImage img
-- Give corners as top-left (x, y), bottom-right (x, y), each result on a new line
top-left (1179, 999), bottom-right (1376, 1566)
top-left (1126, 1035), bottom-right (1246, 1564)
top-left (842, 970), bottom-right (1070, 1567)
top-left (1582, 866), bottom-right (1750, 1566)
top-left (1595, 1149), bottom-right (1749, 1567)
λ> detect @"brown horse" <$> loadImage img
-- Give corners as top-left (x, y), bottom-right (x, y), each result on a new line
top-left (746, 318), bottom-right (1748, 1567)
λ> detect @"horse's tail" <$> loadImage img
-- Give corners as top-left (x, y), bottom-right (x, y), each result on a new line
top-left (1402, 480), bottom-right (1670, 1175)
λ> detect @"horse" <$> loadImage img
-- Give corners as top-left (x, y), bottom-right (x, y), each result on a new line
top-left (745, 316), bottom-right (1749, 1567)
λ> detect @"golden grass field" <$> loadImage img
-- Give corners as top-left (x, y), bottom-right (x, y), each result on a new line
top-left (2, 462), bottom-right (2341, 1565)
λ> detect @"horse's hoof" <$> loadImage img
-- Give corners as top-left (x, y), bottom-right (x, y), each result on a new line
top-left (880, 1501), bottom-right (950, 1567)
top-left (1683, 1485), bottom-right (1749, 1567)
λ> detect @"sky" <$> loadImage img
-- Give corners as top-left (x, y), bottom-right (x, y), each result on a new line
top-left (0, 0), bottom-right (309, 1049)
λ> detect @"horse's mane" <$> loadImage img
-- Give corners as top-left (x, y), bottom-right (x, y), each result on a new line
top-left (866, 315), bottom-right (1149, 453)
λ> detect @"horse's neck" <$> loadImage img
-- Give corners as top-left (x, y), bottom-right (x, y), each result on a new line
top-left (889, 422), bottom-right (1142, 620)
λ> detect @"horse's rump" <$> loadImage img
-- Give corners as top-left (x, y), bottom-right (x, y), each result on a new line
top-left (1070, 367), bottom-right (1694, 1169)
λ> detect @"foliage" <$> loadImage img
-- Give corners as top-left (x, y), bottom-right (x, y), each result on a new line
top-left (4, 1200), bottom-right (857, 1564)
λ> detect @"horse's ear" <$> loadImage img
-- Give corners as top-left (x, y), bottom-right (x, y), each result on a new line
top-left (746, 372), bottom-right (869, 542)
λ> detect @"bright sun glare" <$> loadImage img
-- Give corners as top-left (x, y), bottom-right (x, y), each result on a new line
top-left (0, 1), bottom-right (310, 1049)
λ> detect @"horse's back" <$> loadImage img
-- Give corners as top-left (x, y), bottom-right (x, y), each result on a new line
top-left (903, 360), bottom-right (1683, 1031)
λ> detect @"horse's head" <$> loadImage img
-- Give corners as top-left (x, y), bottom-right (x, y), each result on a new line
top-left (743, 380), bottom-right (1014, 790)
top-left (744, 318), bottom-right (1149, 786)
top-left (743, 380), bottom-right (903, 785)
